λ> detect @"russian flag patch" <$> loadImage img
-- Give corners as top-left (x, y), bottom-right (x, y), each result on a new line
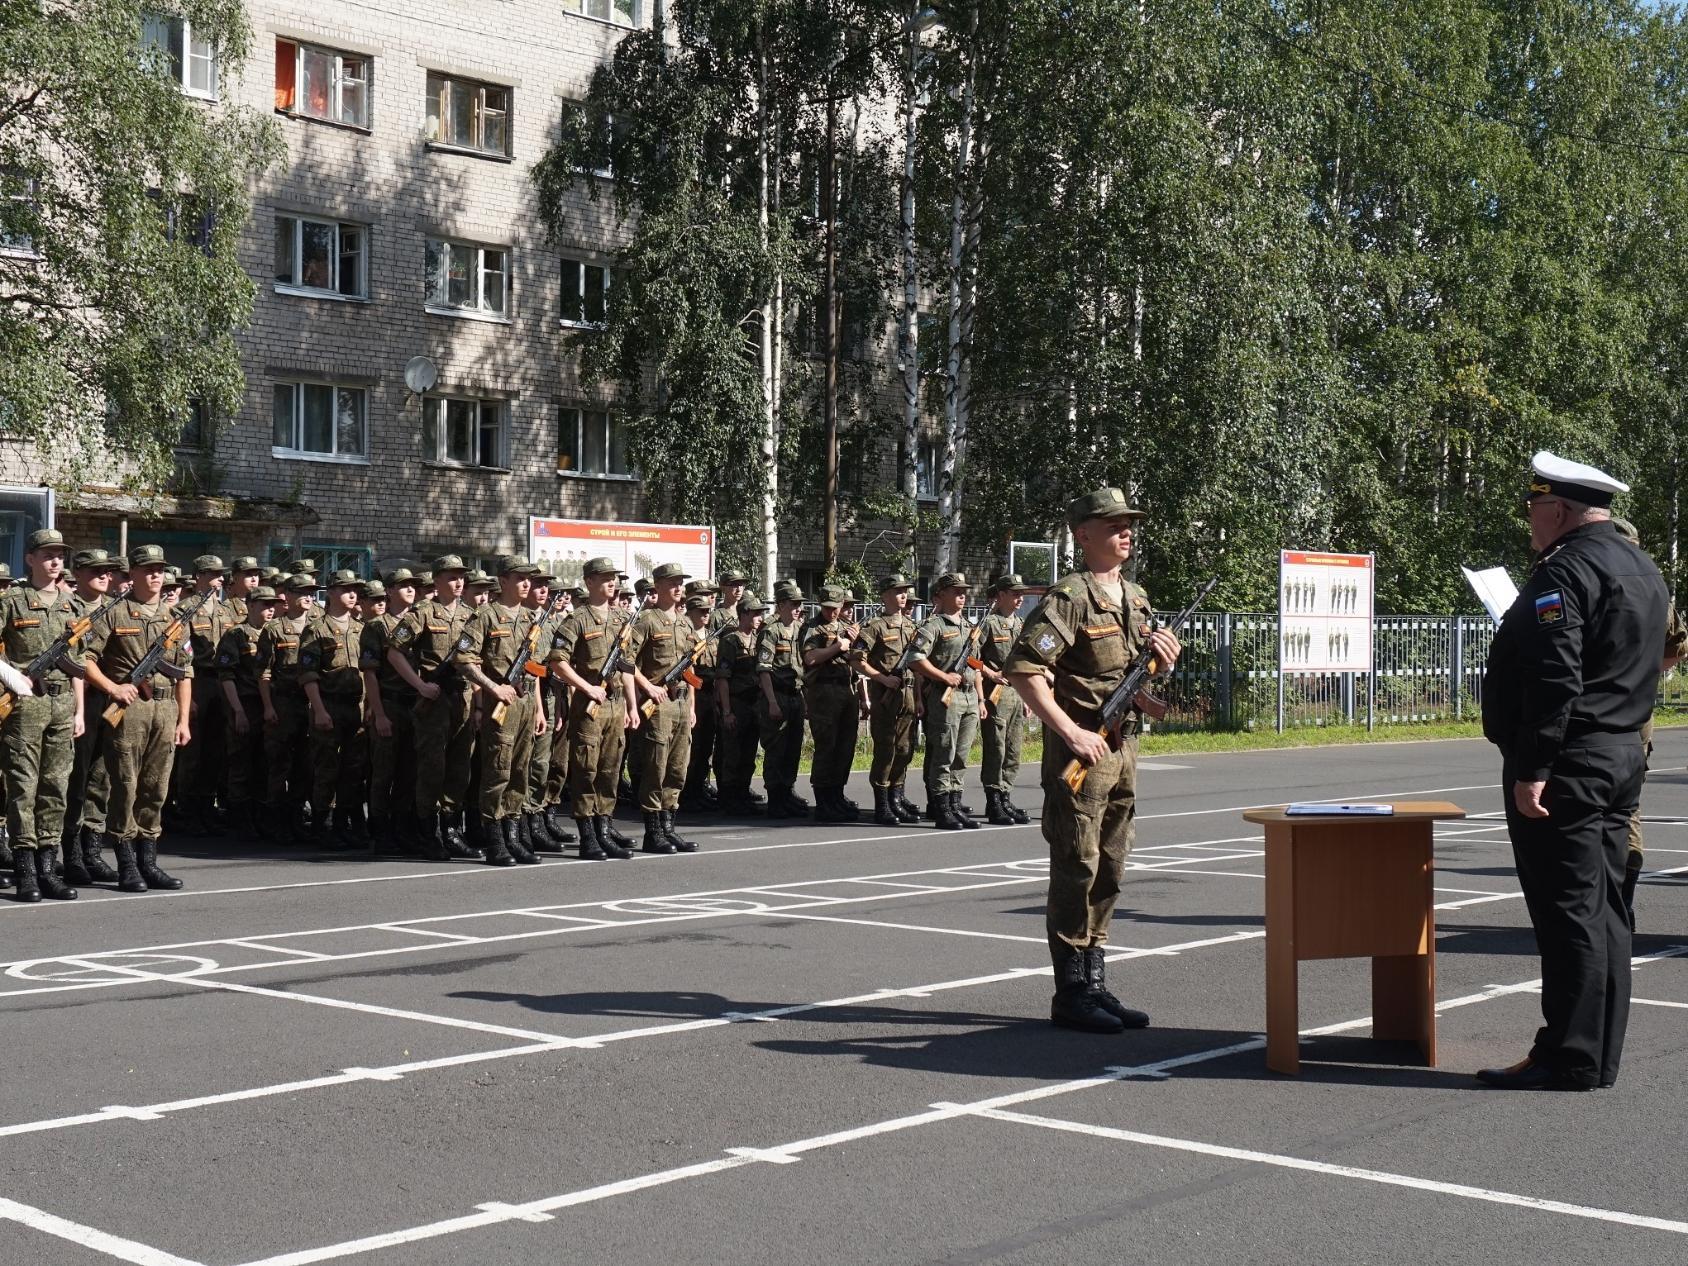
top-left (1535, 591), bottom-right (1565, 626)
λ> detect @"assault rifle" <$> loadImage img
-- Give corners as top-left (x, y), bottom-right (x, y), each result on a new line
top-left (585, 616), bottom-right (634, 718)
top-left (101, 590), bottom-right (213, 727)
top-left (641, 624), bottom-right (722, 721)
top-left (426, 632), bottom-right (475, 685)
top-left (1061, 575), bottom-right (1218, 793)
top-left (489, 618), bottom-right (546, 726)
top-left (0, 591), bottom-right (125, 723)
top-left (938, 620), bottom-right (983, 708)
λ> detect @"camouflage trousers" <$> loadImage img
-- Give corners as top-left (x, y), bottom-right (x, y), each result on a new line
top-left (638, 695), bottom-right (691, 812)
top-left (1041, 730), bottom-right (1138, 953)
top-left (68, 708), bottom-right (109, 835)
top-left (478, 691), bottom-right (535, 820)
top-left (805, 683), bottom-right (858, 793)
top-left (921, 682), bottom-right (979, 797)
top-left (524, 690), bottom-right (553, 812)
top-left (264, 688), bottom-right (311, 807)
top-left (568, 693), bottom-right (625, 817)
top-left (544, 687), bottom-right (570, 805)
top-left (368, 692), bottom-right (415, 819)
top-left (412, 683), bottom-right (473, 817)
top-left (173, 693), bottom-right (225, 803)
top-left (757, 685), bottom-right (804, 793)
top-left (980, 683), bottom-right (1025, 793)
top-left (223, 690), bottom-right (266, 807)
top-left (720, 692), bottom-right (762, 796)
top-left (310, 692), bottom-right (367, 816)
top-left (683, 688), bottom-right (719, 798)
top-left (867, 681), bottom-right (916, 789)
top-left (105, 696), bottom-right (180, 844)
top-left (1627, 718), bottom-right (1654, 858)
top-left (2, 688), bottom-right (75, 851)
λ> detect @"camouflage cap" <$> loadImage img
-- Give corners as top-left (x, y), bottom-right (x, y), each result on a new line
top-left (230, 556), bottom-right (261, 573)
top-left (684, 579), bottom-right (719, 599)
top-left (192, 554), bottom-right (225, 574)
top-left (817, 584), bottom-right (849, 608)
top-left (325, 568), bottom-right (361, 588)
top-left (717, 569), bottom-right (750, 586)
top-left (288, 557), bottom-right (319, 574)
top-left (496, 553), bottom-right (540, 576)
top-left (878, 573), bottom-right (916, 593)
top-left (72, 548), bottom-right (117, 572)
top-left (617, 579), bottom-right (637, 597)
top-left (651, 562), bottom-right (689, 582)
top-left (684, 594), bottom-right (713, 612)
top-left (633, 577), bottom-right (654, 596)
top-left (932, 572), bottom-right (972, 594)
top-left (416, 570), bottom-right (435, 587)
top-left (161, 568), bottom-right (183, 589)
top-left (431, 554), bottom-right (468, 575)
top-left (568, 585), bottom-right (587, 601)
top-left (1067, 486), bottom-right (1145, 526)
top-left (360, 580), bottom-right (387, 599)
top-left (988, 573), bottom-right (1030, 595)
top-left (247, 585), bottom-right (281, 603)
top-left (26, 528), bottom-right (66, 552)
top-left (582, 555), bottom-right (620, 579)
top-left (0, 564), bottom-right (13, 582)
top-left (128, 544), bottom-right (168, 568)
top-left (772, 579), bottom-right (804, 603)
top-left (285, 574), bottom-right (317, 593)
top-left (259, 566), bottom-right (282, 582)
top-left (739, 593), bottom-right (768, 614)
top-left (466, 569), bottom-right (494, 588)
top-left (530, 567), bottom-right (555, 584)
top-left (384, 567), bottom-right (418, 586)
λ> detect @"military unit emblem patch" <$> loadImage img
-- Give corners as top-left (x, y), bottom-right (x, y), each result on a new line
top-left (1535, 591), bottom-right (1565, 625)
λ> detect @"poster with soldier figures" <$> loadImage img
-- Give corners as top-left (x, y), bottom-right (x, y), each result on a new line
top-left (1278, 550), bottom-right (1374, 674)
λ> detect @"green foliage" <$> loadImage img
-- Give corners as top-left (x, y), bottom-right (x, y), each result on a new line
top-left (0, 0), bottom-right (281, 493)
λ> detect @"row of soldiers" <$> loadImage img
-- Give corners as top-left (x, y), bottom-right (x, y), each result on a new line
top-left (0, 537), bottom-right (1043, 899)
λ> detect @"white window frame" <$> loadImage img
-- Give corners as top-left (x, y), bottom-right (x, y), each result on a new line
top-left (271, 381), bottom-right (369, 464)
top-left (559, 257), bottom-right (611, 328)
top-left (562, 0), bottom-right (649, 29)
top-left (0, 173), bottom-right (38, 258)
top-left (277, 38), bottom-right (371, 129)
top-left (141, 14), bottom-right (218, 100)
top-left (557, 405), bottom-right (634, 480)
top-left (425, 72), bottom-right (512, 157)
top-left (423, 395), bottom-right (509, 471)
top-left (274, 213), bottom-right (368, 300)
top-left (915, 439), bottom-right (940, 502)
top-left (562, 102), bottom-right (627, 179)
top-left (425, 238), bottom-right (510, 320)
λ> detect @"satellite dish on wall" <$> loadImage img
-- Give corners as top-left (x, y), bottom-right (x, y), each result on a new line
top-left (403, 356), bottom-right (439, 395)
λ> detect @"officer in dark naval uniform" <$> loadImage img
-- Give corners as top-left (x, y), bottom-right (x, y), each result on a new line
top-left (1478, 451), bottom-right (1669, 1091)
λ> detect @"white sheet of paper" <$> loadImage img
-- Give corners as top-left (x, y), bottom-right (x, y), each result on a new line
top-left (1462, 566), bottom-right (1519, 623)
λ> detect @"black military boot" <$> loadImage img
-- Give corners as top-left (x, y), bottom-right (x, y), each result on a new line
top-left (481, 818), bottom-right (514, 866)
top-left (135, 838), bottom-right (183, 890)
top-left (12, 847), bottom-right (41, 902)
top-left (604, 817), bottom-right (636, 851)
top-left (576, 817), bottom-right (606, 860)
top-left (312, 810), bottom-right (338, 852)
top-left (331, 808), bottom-right (361, 850)
top-left (415, 813), bottom-right (450, 862)
top-left (112, 836), bottom-right (147, 893)
top-left (873, 786), bottom-right (899, 826)
top-left (61, 827), bottom-right (93, 886)
top-left (506, 818), bottom-right (540, 866)
top-left (544, 807), bottom-right (576, 843)
top-left (525, 812), bottom-right (563, 854)
top-left (441, 812), bottom-right (477, 860)
top-left (197, 796), bottom-right (227, 837)
top-left (1623, 850), bottom-right (1643, 931)
top-left (80, 826), bottom-right (120, 883)
top-left (951, 791), bottom-right (981, 830)
top-left (366, 814), bottom-right (388, 856)
top-left (1050, 945), bottom-right (1124, 1034)
top-left (933, 792), bottom-right (963, 830)
top-left (594, 816), bottom-right (631, 860)
top-left (986, 789), bottom-right (1015, 826)
top-left (641, 812), bottom-right (676, 855)
top-left (35, 846), bottom-right (77, 901)
top-left (256, 803), bottom-right (286, 845)
top-left (890, 785), bottom-right (921, 823)
top-left (1001, 793), bottom-right (1031, 825)
top-left (0, 831), bottom-right (11, 889)
top-left (812, 789), bottom-right (842, 823)
top-left (660, 810), bottom-right (697, 853)
top-left (1084, 947), bottom-right (1150, 1029)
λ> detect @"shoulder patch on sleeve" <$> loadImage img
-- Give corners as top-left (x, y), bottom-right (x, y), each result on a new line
top-left (1534, 591), bottom-right (1565, 626)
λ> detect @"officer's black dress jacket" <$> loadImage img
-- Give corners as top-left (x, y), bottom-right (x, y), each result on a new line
top-left (1481, 520), bottom-right (1669, 782)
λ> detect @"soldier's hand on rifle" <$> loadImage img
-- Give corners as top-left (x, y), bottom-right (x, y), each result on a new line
top-left (490, 683), bottom-right (518, 706)
top-left (109, 683), bottom-right (140, 707)
top-left (1148, 628), bottom-right (1182, 671)
top-left (416, 680), bottom-right (442, 702)
top-left (1063, 726), bottom-right (1110, 767)
top-left (942, 670), bottom-right (962, 689)
top-left (582, 682), bottom-right (609, 707)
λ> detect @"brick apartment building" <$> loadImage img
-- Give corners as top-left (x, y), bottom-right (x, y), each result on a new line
top-left (25, 2), bottom-right (963, 590)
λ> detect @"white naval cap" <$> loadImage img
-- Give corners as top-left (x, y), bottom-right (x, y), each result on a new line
top-left (1528, 451), bottom-right (1629, 508)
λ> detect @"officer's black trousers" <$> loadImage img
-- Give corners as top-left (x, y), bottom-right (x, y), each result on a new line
top-left (1503, 737), bottom-right (1645, 1087)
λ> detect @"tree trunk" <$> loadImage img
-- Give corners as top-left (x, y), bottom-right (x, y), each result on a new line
top-left (756, 31), bottom-right (779, 591)
top-left (898, 8), bottom-right (920, 533)
top-left (937, 6), bottom-right (980, 575)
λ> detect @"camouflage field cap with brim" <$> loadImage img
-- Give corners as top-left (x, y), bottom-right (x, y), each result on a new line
top-left (385, 567), bottom-right (418, 586)
top-left (739, 593), bottom-right (768, 614)
top-left (817, 584), bottom-right (849, 608)
top-left (289, 558), bottom-right (319, 575)
top-left (26, 528), bottom-right (66, 553)
top-left (466, 569), bottom-right (494, 588)
top-left (360, 580), bottom-right (387, 600)
top-left (878, 573), bottom-right (916, 593)
top-left (326, 568), bottom-right (362, 589)
top-left (932, 571), bottom-right (971, 593)
top-left (248, 585), bottom-right (282, 603)
top-left (72, 548), bottom-right (118, 572)
top-left (684, 594), bottom-right (713, 612)
top-left (1067, 486), bottom-right (1146, 526)
top-left (717, 569), bottom-right (750, 586)
top-left (431, 554), bottom-right (469, 575)
top-left (1611, 517), bottom-right (1640, 544)
top-left (684, 580), bottom-right (719, 599)
top-left (230, 556), bottom-right (261, 574)
top-left (284, 574), bottom-right (317, 593)
top-left (128, 544), bottom-right (168, 569)
top-left (192, 554), bottom-right (225, 574)
top-left (496, 553), bottom-right (540, 576)
top-left (582, 556), bottom-right (620, 579)
top-left (772, 580), bottom-right (804, 603)
top-left (988, 573), bottom-right (1030, 596)
top-left (634, 577), bottom-right (654, 596)
top-left (651, 562), bottom-right (689, 582)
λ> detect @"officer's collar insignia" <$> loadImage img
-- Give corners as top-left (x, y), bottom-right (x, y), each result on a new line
top-left (1534, 591), bottom-right (1565, 625)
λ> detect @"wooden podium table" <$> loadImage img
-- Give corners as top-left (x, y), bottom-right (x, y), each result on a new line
top-left (1242, 801), bottom-right (1466, 1075)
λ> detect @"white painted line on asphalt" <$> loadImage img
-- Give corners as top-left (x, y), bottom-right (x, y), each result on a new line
top-left (764, 910), bottom-right (1052, 946)
top-left (0, 1194), bottom-right (204, 1266)
top-left (1627, 997), bottom-right (1688, 1010)
top-left (224, 940), bottom-right (334, 961)
top-left (370, 924), bottom-right (482, 943)
top-left (965, 1106), bottom-right (1688, 1237)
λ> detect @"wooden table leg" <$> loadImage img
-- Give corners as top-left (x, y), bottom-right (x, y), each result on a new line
top-left (1264, 824), bottom-right (1299, 1074)
top-left (1371, 953), bottom-right (1436, 1066)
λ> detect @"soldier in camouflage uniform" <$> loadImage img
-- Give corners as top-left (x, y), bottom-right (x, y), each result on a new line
top-left (627, 562), bottom-right (698, 854)
top-left (910, 573), bottom-right (986, 831)
top-left (225, 557), bottom-right (262, 623)
top-left (541, 584), bottom-right (583, 832)
top-left (214, 585), bottom-right (281, 840)
top-left (300, 570), bottom-right (367, 849)
top-left (803, 585), bottom-right (864, 822)
top-left (757, 582), bottom-right (808, 817)
top-left (62, 548), bottom-right (122, 884)
top-left (850, 574), bottom-right (921, 826)
top-left (173, 555), bottom-right (234, 837)
top-left (386, 555), bottom-right (478, 861)
top-left (1, 529), bottom-right (84, 900)
top-left (548, 557), bottom-right (638, 859)
top-left (520, 570), bottom-right (572, 853)
top-left (978, 575), bottom-right (1032, 826)
top-left (362, 568), bottom-right (417, 853)
top-left (257, 575), bottom-right (317, 842)
top-left (678, 577), bottom-right (722, 810)
top-left (1006, 487), bottom-right (1181, 1034)
top-left (714, 593), bottom-right (766, 815)
top-left (81, 544), bottom-right (197, 893)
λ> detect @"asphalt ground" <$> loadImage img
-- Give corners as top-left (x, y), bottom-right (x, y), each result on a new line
top-left (2, 732), bottom-right (1686, 1266)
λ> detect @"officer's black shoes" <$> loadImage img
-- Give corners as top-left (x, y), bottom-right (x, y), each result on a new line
top-left (641, 812), bottom-right (677, 855)
top-left (34, 847), bottom-right (77, 901)
top-left (873, 787), bottom-right (900, 826)
top-left (950, 791), bottom-right (981, 829)
top-left (11, 847), bottom-right (41, 902)
top-left (660, 811), bottom-right (698, 853)
top-left (1050, 947), bottom-right (1124, 1034)
top-left (1084, 948), bottom-right (1149, 1029)
top-left (985, 790), bottom-right (1015, 826)
top-left (933, 794), bottom-right (964, 831)
top-left (594, 817), bottom-right (632, 860)
top-left (506, 818), bottom-right (540, 866)
top-left (112, 837), bottom-right (147, 893)
top-left (576, 818), bottom-right (606, 860)
top-left (135, 839), bottom-right (183, 891)
top-left (1475, 1057), bottom-right (1595, 1092)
